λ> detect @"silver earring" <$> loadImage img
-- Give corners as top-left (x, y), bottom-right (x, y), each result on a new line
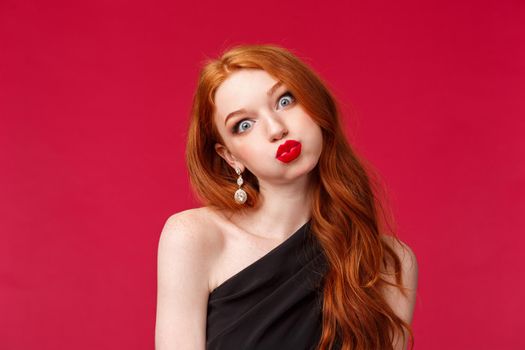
top-left (234, 167), bottom-right (247, 204)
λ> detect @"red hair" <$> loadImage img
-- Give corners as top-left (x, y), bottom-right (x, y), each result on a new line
top-left (185, 44), bottom-right (414, 350)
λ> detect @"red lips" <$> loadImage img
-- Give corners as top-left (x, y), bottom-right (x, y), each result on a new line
top-left (276, 140), bottom-right (302, 163)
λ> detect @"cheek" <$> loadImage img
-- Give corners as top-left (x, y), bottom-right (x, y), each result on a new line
top-left (230, 139), bottom-right (268, 163)
top-left (304, 121), bottom-right (323, 156)
top-left (235, 144), bottom-right (257, 159)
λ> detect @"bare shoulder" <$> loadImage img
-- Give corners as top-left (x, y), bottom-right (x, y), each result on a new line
top-left (157, 208), bottom-right (223, 286)
top-left (160, 208), bottom-right (220, 247)
top-left (378, 234), bottom-right (418, 349)
top-left (379, 234), bottom-right (418, 280)
top-left (155, 207), bottom-right (222, 349)
top-left (381, 235), bottom-right (418, 323)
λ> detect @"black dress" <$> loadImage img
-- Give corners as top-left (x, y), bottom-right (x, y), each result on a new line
top-left (206, 219), bottom-right (330, 350)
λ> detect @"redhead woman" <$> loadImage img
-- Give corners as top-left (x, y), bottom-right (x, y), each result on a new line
top-left (155, 44), bottom-right (418, 350)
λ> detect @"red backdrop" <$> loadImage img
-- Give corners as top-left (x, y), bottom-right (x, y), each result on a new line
top-left (1, 0), bottom-right (524, 349)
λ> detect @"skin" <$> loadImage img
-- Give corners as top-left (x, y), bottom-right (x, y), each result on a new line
top-left (154, 68), bottom-right (418, 350)
top-left (212, 68), bottom-right (418, 348)
top-left (213, 68), bottom-right (323, 239)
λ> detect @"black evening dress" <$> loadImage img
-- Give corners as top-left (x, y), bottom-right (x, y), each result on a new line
top-left (206, 219), bottom-right (330, 350)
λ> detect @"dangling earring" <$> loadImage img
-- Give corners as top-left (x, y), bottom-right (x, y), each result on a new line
top-left (234, 167), bottom-right (247, 204)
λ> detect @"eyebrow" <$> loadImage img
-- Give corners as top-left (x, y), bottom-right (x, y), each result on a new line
top-left (223, 81), bottom-right (283, 126)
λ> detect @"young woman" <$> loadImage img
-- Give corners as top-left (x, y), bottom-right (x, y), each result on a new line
top-left (155, 44), bottom-right (418, 350)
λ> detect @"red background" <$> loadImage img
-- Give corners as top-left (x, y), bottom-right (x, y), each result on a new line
top-left (1, 0), bottom-right (524, 349)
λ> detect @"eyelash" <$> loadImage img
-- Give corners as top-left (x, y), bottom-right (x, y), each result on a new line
top-left (231, 91), bottom-right (296, 134)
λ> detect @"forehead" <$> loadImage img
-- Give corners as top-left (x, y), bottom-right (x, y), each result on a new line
top-left (214, 69), bottom-right (280, 121)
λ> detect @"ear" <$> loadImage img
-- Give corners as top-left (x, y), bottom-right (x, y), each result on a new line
top-left (215, 142), bottom-right (244, 171)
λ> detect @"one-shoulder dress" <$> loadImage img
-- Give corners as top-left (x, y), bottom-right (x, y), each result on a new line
top-left (206, 219), bottom-right (330, 350)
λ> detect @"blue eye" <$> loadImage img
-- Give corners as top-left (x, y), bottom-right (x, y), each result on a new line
top-left (232, 119), bottom-right (253, 134)
top-left (231, 91), bottom-right (295, 135)
top-left (277, 91), bottom-right (295, 109)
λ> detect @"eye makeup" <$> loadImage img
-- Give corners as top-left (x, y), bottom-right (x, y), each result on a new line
top-left (230, 91), bottom-right (296, 134)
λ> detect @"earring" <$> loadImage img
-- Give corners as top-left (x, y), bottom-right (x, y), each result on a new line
top-left (234, 167), bottom-right (247, 204)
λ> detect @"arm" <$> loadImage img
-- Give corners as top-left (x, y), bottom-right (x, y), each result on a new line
top-left (155, 210), bottom-right (211, 350)
top-left (380, 235), bottom-right (419, 350)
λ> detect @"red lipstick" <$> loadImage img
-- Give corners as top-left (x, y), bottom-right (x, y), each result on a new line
top-left (276, 140), bottom-right (302, 163)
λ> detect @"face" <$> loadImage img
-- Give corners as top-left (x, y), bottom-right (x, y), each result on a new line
top-left (213, 69), bottom-right (323, 184)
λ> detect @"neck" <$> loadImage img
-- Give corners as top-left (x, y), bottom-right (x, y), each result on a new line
top-left (230, 174), bottom-right (313, 240)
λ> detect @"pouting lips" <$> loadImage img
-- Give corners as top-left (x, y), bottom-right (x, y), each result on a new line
top-left (276, 140), bottom-right (301, 163)
top-left (276, 140), bottom-right (301, 158)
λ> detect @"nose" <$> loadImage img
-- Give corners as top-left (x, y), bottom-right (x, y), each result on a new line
top-left (266, 113), bottom-right (288, 141)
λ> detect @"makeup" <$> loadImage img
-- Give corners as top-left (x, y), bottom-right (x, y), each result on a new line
top-left (276, 140), bottom-right (302, 163)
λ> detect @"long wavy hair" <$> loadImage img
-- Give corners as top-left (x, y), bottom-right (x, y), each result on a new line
top-left (185, 43), bottom-right (414, 350)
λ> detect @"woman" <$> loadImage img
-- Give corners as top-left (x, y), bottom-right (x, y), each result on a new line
top-left (155, 44), bottom-right (418, 350)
